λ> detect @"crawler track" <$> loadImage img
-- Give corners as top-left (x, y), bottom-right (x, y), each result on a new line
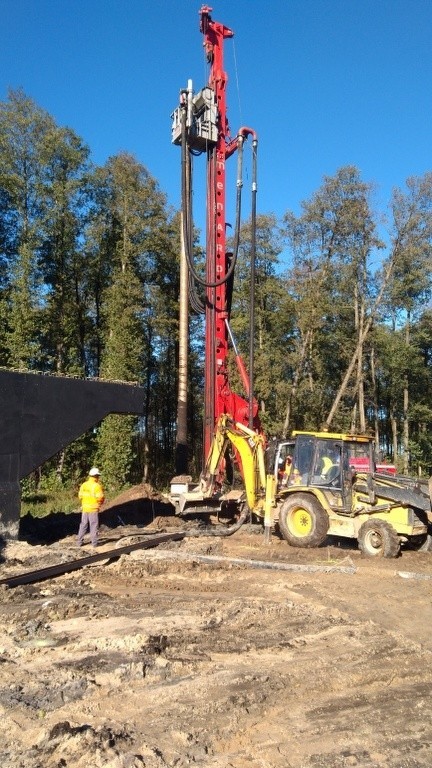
top-left (0, 531), bottom-right (186, 588)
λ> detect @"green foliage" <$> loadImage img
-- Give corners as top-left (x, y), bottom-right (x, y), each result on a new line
top-left (3, 91), bottom-right (432, 487)
top-left (83, 152), bottom-right (181, 485)
top-left (21, 481), bottom-right (78, 518)
top-left (96, 414), bottom-right (137, 491)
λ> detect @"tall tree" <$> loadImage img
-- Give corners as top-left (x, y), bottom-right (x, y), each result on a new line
top-left (228, 213), bottom-right (291, 436)
top-left (90, 152), bottom-right (178, 488)
top-left (384, 174), bottom-right (432, 472)
top-left (283, 166), bottom-right (383, 433)
top-left (37, 125), bottom-right (91, 374)
top-left (0, 89), bottom-right (55, 367)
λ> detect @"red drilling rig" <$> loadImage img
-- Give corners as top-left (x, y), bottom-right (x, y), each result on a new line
top-left (171, 4), bottom-right (258, 470)
top-left (168, 7), bottom-right (432, 559)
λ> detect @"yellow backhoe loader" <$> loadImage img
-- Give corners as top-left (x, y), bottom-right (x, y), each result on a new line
top-left (170, 415), bottom-right (432, 558)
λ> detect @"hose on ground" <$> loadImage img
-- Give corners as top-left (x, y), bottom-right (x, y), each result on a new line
top-left (184, 505), bottom-right (249, 537)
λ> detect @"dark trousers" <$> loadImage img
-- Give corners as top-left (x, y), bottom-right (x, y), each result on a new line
top-left (77, 512), bottom-right (99, 546)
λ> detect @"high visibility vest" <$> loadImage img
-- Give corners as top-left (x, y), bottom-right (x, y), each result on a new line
top-left (78, 477), bottom-right (105, 513)
top-left (322, 456), bottom-right (333, 474)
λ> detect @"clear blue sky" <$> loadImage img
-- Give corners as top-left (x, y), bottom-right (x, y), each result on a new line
top-left (1, 0), bottom-right (432, 250)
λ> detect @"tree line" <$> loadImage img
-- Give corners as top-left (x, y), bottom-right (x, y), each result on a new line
top-left (1, 89), bottom-right (432, 493)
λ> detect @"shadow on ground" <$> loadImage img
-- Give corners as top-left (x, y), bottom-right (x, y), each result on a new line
top-left (18, 499), bottom-right (176, 546)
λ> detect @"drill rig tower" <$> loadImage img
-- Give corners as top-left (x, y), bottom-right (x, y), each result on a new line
top-left (172, 5), bottom-right (258, 465)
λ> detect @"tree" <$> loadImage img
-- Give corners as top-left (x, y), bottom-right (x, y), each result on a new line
top-left (228, 213), bottom-right (291, 436)
top-left (89, 152), bottom-right (179, 488)
top-left (283, 166), bottom-right (383, 433)
top-left (0, 89), bottom-right (55, 368)
top-left (383, 173), bottom-right (432, 472)
top-left (37, 124), bottom-right (91, 375)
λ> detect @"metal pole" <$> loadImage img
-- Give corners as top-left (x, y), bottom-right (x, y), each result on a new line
top-left (175, 210), bottom-right (189, 474)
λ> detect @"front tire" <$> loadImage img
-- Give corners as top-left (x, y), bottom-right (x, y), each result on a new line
top-left (358, 519), bottom-right (400, 558)
top-left (279, 493), bottom-right (329, 548)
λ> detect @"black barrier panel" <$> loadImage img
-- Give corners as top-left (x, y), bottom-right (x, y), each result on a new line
top-left (0, 370), bottom-right (145, 537)
top-left (0, 481), bottom-right (21, 539)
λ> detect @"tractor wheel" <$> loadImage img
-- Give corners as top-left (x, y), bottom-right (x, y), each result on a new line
top-left (278, 493), bottom-right (329, 548)
top-left (358, 519), bottom-right (400, 558)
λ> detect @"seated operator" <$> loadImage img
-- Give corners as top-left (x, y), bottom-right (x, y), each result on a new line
top-left (320, 447), bottom-right (341, 485)
top-left (280, 455), bottom-right (293, 486)
top-left (321, 454), bottom-right (334, 475)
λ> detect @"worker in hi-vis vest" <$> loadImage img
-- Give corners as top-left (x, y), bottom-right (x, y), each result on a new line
top-left (77, 467), bottom-right (105, 548)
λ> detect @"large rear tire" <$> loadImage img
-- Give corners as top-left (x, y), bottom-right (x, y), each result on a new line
top-left (279, 493), bottom-right (329, 548)
top-left (358, 519), bottom-right (400, 558)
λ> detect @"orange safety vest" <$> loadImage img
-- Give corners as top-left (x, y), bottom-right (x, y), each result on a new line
top-left (78, 477), bottom-right (105, 513)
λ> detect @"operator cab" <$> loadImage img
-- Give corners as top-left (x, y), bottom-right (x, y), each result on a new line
top-left (285, 434), bottom-right (343, 489)
top-left (282, 432), bottom-right (376, 512)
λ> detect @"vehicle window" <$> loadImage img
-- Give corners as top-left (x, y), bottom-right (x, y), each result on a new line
top-left (312, 440), bottom-right (342, 486)
top-left (288, 436), bottom-right (314, 486)
top-left (276, 442), bottom-right (295, 486)
top-left (278, 443), bottom-right (294, 464)
top-left (346, 442), bottom-right (371, 473)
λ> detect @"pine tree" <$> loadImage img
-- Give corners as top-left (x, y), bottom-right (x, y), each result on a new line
top-left (89, 152), bottom-right (178, 489)
top-left (37, 124), bottom-right (90, 375)
top-left (381, 173), bottom-right (432, 470)
top-left (0, 89), bottom-right (55, 368)
top-left (228, 213), bottom-right (291, 435)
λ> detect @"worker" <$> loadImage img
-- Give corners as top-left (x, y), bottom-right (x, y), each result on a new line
top-left (77, 467), bottom-right (105, 548)
top-left (321, 454), bottom-right (334, 476)
top-left (280, 455), bottom-right (293, 486)
top-left (320, 446), bottom-right (341, 485)
top-left (290, 466), bottom-right (302, 485)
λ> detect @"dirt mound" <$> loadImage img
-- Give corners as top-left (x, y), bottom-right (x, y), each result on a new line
top-left (99, 483), bottom-right (174, 531)
top-left (102, 483), bottom-right (165, 511)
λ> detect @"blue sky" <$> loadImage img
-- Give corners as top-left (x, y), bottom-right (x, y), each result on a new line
top-left (1, 0), bottom-right (432, 253)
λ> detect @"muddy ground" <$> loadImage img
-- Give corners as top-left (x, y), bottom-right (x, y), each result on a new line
top-left (1, 493), bottom-right (432, 768)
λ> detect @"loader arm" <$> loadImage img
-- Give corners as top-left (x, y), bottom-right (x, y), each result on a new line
top-left (199, 414), bottom-right (268, 514)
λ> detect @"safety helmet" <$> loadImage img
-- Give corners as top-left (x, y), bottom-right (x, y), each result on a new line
top-left (89, 467), bottom-right (101, 477)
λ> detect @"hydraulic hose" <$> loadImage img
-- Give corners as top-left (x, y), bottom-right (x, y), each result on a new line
top-left (184, 503), bottom-right (249, 537)
top-left (248, 137), bottom-right (258, 429)
top-left (189, 273), bottom-right (205, 314)
top-left (180, 111), bottom-right (244, 290)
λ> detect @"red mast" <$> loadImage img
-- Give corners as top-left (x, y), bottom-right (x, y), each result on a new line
top-left (172, 6), bottom-right (258, 466)
top-left (200, 5), bottom-right (257, 458)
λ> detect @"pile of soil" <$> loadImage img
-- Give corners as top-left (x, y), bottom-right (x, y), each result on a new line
top-left (102, 483), bottom-right (167, 509)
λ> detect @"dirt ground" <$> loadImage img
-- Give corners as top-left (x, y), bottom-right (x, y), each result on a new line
top-left (1, 490), bottom-right (432, 768)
